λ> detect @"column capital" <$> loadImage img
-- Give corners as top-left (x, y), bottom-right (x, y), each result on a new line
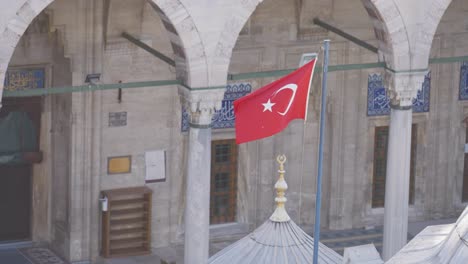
top-left (178, 85), bottom-right (225, 126)
top-left (384, 70), bottom-right (427, 108)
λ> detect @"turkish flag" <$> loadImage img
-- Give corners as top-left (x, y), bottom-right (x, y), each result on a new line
top-left (234, 59), bottom-right (317, 144)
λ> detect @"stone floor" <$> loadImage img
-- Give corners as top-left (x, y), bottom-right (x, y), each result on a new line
top-left (0, 248), bottom-right (32, 264)
top-left (0, 217), bottom-right (458, 264)
top-left (0, 246), bottom-right (66, 264)
top-left (96, 254), bottom-right (162, 264)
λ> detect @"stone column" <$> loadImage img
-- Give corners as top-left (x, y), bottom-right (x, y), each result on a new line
top-left (64, 0), bottom-right (104, 262)
top-left (382, 72), bottom-right (426, 260)
top-left (179, 87), bottom-right (224, 264)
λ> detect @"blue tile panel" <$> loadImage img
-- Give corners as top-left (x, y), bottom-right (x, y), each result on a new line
top-left (460, 62), bottom-right (468, 100)
top-left (413, 72), bottom-right (431, 113)
top-left (367, 72), bottom-right (431, 116)
top-left (181, 83), bottom-right (252, 132)
top-left (367, 74), bottom-right (390, 116)
top-left (4, 68), bottom-right (45, 91)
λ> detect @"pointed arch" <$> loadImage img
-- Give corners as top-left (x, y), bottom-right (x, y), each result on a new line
top-left (360, 0), bottom-right (410, 70)
top-left (210, 0), bottom-right (263, 86)
top-left (0, 0), bottom-right (204, 102)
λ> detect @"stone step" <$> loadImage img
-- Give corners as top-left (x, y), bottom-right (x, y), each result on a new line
top-left (321, 232), bottom-right (383, 243)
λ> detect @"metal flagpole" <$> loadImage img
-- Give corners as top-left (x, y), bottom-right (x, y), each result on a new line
top-left (313, 39), bottom-right (330, 264)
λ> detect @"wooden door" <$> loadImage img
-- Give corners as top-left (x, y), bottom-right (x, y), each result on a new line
top-left (0, 165), bottom-right (32, 241)
top-left (0, 97), bottom-right (41, 241)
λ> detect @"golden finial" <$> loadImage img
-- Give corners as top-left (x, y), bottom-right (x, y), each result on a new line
top-left (270, 154), bottom-right (291, 222)
top-left (277, 155), bottom-right (286, 168)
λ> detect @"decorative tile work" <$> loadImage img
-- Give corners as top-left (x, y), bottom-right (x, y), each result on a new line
top-left (19, 247), bottom-right (66, 264)
top-left (181, 83), bottom-right (252, 132)
top-left (413, 72), bottom-right (431, 113)
top-left (4, 68), bottom-right (45, 91)
top-left (367, 73), bottom-right (431, 116)
top-left (460, 62), bottom-right (468, 100)
top-left (181, 107), bottom-right (190, 132)
top-left (367, 74), bottom-right (390, 116)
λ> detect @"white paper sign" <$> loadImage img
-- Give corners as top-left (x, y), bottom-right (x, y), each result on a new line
top-left (465, 144), bottom-right (468, 153)
top-left (145, 150), bottom-right (166, 182)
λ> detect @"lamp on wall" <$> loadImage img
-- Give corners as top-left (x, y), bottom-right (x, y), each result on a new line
top-left (299, 53), bottom-right (317, 67)
top-left (85, 73), bottom-right (101, 85)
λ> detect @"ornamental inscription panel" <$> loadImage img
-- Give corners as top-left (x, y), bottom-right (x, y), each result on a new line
top-left (181, 83), bottom-right (252, 131)
top-left (367, 72), bottom-right (431, 116)
top-left (109, 112), bottom-right (127, 127)
top-left (4, 68), bottom-right (45, 91)
top-left (460, 62), bottom-right (468, 100)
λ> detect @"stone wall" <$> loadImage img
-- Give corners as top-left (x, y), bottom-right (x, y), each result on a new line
top-left (98, 1), bottom-right (185, 248)
top-left (230, 0), bottom-right (381, 231)
top-left (426, 0), bottom-right (468, 218)
top-left (7, 11), bottom-right (73, 255)
top-left (230, 0), bottom-right (468, 233)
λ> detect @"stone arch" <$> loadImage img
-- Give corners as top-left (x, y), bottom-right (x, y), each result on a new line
top-left (362, 0), bottom-right (451, 71)
top-left (402, 0), bottom-right (452, 70)
top-left (210, 0), bottom-right (262, 86)
top-left (360, 0), bottom-right (410, 70)
top-left (220, 0), bottom-right (409, 72)
top-left (424, 0), bottom-right (455, 61)
top-left (0, 0), bottom-right (204, 102)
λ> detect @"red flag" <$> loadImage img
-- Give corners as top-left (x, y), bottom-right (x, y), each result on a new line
top-left (234, 59), bottom-right (317, 144)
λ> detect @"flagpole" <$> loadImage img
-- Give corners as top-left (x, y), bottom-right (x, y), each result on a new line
top-left (313, 39), bottom-right (330, 264)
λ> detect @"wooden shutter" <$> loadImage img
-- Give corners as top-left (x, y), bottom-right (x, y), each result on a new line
top-left (372, 126), bottom-right (389, 208)
top-left (462, 127), bottom-right (468, 202)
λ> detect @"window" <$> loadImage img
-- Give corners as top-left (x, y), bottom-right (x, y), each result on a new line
top-left (462, 126), bottom-right (468, 202)
top-left (210, 139), bottom-right (238, 224)
top-left (372, 125), bottom-right (417, 208)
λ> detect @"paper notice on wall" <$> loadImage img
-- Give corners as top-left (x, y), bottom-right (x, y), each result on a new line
top-left (145, 150), bottom-right (166, 182)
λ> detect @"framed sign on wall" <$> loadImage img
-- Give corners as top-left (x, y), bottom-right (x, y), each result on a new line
top-left (145, 150), bottom-right (166, 183)
top-left (107, 156), bottom-right (132, 174)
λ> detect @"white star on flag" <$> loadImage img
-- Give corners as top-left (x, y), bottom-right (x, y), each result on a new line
top-left (233, 57), bottom-right (317, 144)
top-left (262, 99), bottom-right (275, 112)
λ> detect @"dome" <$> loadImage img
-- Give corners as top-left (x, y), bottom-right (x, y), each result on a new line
top-left (386, 206), bottom-right (468, 263)
top-left (208, 155), bottom-right (343, 264)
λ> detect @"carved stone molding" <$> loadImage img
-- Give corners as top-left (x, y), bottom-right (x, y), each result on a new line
top-left (384, 70), bottom-right (427, 107)
top-left (154, 0), bottom-right (184, 17)
top-left (178, 86), bottom-right (225, 126)
top-left (240, 0), bottom-right (263, 10)
top-left (0, 0), bottom-right (200, 101)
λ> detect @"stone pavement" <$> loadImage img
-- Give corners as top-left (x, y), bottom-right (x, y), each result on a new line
top-left (0, 248), bottom-right (32, 264)
top-left (0, 246), bottom-right (67, 264)
top-left (96, 254), bottom-right (162, 264)
top-left (0, 241), bottom-right (33, 264)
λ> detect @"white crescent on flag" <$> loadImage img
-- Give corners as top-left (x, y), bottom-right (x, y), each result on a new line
top-left (272, 83), bottom-right (297, 116)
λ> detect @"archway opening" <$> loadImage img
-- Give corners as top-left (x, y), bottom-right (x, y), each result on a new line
top-left (0, 0), bottom-right (190, 262)
top-left (223, 0), bottom-right (406, 256)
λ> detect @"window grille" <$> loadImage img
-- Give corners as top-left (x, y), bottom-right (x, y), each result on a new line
top-left (462, 126), bottom-right (468, 202)
top-left (372, 125), bottom-right (417, 207)
top-left (210, 139), bottom-right (238, 224)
